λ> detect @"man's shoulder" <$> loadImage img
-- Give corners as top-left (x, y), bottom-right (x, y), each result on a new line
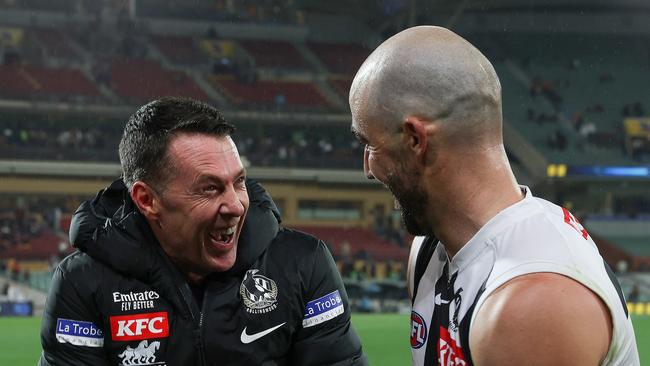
top-left (56, 250), bottom-right (109, 279)
top-left (269, 227), bottom-right (324, 253)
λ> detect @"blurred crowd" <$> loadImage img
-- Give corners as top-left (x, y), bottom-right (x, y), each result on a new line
top-left (0, 121), bottom-right (365, 169)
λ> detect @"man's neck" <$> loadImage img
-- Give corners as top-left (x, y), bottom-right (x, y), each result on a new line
top-left (426, 152), bottom-right (523, 258)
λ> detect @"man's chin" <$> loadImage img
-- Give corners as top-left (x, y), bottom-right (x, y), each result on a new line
top-left (205, 244), bottom-right (237, 273)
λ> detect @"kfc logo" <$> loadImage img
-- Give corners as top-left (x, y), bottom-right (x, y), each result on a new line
top-left (110, 312), bottom-right (169, 341)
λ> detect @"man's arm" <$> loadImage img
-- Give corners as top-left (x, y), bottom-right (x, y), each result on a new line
top-left (469, 272), bottom-right (612, 366)
top-left (290, 240), bottom-right (369, 366)
top-left (39, 260), bottom-right (109, 366)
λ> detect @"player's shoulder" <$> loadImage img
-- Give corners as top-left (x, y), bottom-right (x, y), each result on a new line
top-left (470, 272), bottom-right (611, 365)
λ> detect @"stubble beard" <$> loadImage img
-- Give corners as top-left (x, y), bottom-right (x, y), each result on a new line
top-left (385, 169), bottom-right (430, 237)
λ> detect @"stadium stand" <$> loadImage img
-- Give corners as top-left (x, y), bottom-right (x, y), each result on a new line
top-left (109, 58), bottom-right (209, 103)
top-left (239, 40), bottom-right (311, 71)
top-left (28, 27), bottom-right (79, 61)
top-left (210, 76), bottom-right (332, 110)
top-left (0, 64), bottom-right (100, 102)
top-left (308, 42), bottom-right (371, 75)
top-left (150, 35), bottom-right (209, 66)
top-left (294, 225), bottom-right (408, 262)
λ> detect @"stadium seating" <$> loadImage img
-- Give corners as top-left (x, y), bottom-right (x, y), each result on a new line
top-left (150, 35), bottom-right (208, 65)
top-left (329, 77), bottom-right (352, 99)
top-left (295, 225), bottom-right (408, 261)
top-left (211, 76), bottom-right (331, 109)
top-left (0, 231), bottom-right (63, 260)
top-left (308, 42), bottom-right (370, 75)
top-left (28, 27), bottom-right (79, 60)
top-left (494, 33), bottom-right (650, 164)
top-left (0, 64), bottom-right (100, 101)
top-left (110, 58), bottom-right (209, 103)
top-left (239, 40), bottom-right (310, 70)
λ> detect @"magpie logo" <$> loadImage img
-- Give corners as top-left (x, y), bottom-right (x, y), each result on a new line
top-left (240, 269), bottom-right (279, 314)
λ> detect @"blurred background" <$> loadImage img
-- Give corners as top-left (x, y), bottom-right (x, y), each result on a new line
top-left (0, 0), bottom-right (648, 364)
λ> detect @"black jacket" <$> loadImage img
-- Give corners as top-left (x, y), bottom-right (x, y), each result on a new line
top-left (40, 179), bottom-right (367, 365)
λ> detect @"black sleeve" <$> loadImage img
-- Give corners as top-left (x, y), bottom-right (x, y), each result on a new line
top-left (39, 263), bottom-right (109, 366)
top-left (290, 241), bottom-right (369, 366)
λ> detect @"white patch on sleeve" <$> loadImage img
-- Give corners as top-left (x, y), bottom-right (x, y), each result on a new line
top-left (55, 318), bottom-right (104, 347)
top-left (302, 290), bottom-right (345, 328)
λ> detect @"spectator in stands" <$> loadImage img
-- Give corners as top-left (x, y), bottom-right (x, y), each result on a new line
top-left (547, 129), bottom-right (567, 150)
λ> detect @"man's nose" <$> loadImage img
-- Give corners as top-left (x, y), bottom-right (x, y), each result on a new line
top-left (363, 146), bottom-right (375, 180)
top-left (219, 186), bottom-right (246, 217)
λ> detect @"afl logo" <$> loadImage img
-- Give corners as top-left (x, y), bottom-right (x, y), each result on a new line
top-left (410, 311), bottom-right (427, 349)
top-left (240, 269), bottom-right (278, 314)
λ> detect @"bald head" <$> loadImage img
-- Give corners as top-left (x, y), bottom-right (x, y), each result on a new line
top-left (350, 26), bottom-right (502, 146)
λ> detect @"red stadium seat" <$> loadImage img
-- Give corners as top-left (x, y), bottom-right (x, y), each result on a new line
top-left (239, 40), bottom-right (310, 70)
top-left (150, 35), bottom-right (207, 65)
top-left (294, 225), bottom-right (408, 262)
top-left (0, 64), bottom-right (99, 101)
top-left (211, 76), bottom-right (330, 109)
top-left (110, 58), bottom-right (209, 103)
top-left (308, 42), bottom-right (370, 75)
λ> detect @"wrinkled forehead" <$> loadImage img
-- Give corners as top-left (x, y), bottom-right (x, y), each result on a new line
top-left (168, 133), bottom-right (243, 177)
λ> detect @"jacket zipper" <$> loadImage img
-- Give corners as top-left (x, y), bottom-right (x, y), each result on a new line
top-left (197, 294), bottom-right (208, 366)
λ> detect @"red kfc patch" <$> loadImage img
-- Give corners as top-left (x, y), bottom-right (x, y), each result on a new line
top-left (109, 312), bottom-right (169, 341)
top-left (438, 326), bottom-right (468, 366)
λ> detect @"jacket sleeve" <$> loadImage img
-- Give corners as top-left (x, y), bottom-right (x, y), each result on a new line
top-left (290, 241), bottom-right (369, 366)
top-left (39, 261), bottom-right (109, 366)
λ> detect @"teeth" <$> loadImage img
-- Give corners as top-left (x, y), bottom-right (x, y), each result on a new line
top-left (224, 226), bottom-right (235, 235)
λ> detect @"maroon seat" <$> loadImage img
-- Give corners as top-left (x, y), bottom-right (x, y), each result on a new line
top-left (110, 58), bottom-right (209, 103)
top-left (212, 77), bottom-right (329, 108)
top-left (239, 40), bottom-right (309, 70)
top-left (308, 42), bottom-right (370, 75)
top-left (151, 35), bottom-right (207, 65)
top-left (294, 225), bottom-right (409, 261)
top-left (0, 231), bottom-right (63, 260)
top-left (0, 64), bottom-right (99, 100)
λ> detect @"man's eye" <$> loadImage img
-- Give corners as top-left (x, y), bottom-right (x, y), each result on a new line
top-left (236, 177), bottom-right (247, 186)
top-left (204, 185), bottom-right (218, 193)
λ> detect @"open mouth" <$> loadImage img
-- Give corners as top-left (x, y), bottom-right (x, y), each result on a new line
top-left (209, 225), bottom-right (236, 248)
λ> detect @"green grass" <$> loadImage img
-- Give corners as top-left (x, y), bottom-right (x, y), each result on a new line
top-left (0, 314), bottom-right (648, 365)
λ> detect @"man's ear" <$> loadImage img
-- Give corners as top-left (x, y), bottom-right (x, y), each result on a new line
top-left (130, 181), bottom-right (161, 221)
top-left (403, 116), bottom-right (436, 163)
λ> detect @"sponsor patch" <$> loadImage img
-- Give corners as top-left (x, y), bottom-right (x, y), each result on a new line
top-left (117, 339), bottom-right (165, 366)
top-left (410, 311), bottom-right (427, 349)
top-left (438, 326), bottom-right (467, 366)
top-left (56, 318), bottom-right (104, 347)
top-left (302, 290), bottom-right (344, 328)
top-left (110, 312), bottom-right (169, 341)
top-left (113, 290), bottom-right (160, 311)
top-left (240, 269), bottom-right (279, 314)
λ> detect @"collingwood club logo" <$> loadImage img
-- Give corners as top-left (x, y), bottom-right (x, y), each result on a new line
top-left (118, 340), bottom-right (164, 366)
top-left (240, 269), bottom-right (278, 314)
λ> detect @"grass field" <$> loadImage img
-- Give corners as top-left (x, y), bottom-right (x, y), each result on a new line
top-left (0, 314), bottom-right (647, 365)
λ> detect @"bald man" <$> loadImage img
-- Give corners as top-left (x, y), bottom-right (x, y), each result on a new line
top-left (349, 26), bottom-right (639, 366)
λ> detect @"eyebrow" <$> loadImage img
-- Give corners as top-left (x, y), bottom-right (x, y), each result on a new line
top-left (195, 168), bottom-right (247, 185)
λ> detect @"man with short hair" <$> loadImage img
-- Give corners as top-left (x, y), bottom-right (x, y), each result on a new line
top-left (349, 26), bottom-right (639, 365)
top-left (40, 97), bottom-right (367, 365)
